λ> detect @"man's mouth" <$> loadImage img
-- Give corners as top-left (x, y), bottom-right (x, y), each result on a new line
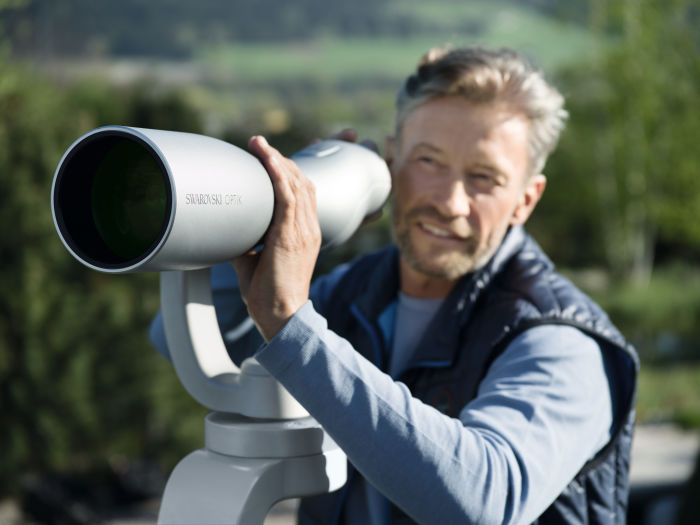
top-left (418, 221), bottom-right (466, 241)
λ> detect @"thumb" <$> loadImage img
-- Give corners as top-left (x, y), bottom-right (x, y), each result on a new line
top-left (231, 251), bottom-right (260, 303)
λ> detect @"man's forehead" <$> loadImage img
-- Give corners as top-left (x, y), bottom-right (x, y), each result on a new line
top-left (402, 99), bottom-right (528, 146)
top-left (396, 97), bottom-right (532, 180)
top-left (402, 96), bottom-right (525, 134)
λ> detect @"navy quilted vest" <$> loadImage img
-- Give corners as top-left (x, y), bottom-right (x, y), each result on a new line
top-left (300, 226), bottom-right (638, 525)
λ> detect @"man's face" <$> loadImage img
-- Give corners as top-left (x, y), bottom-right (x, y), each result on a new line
top-left (389, 96), bottom-right (545, 290)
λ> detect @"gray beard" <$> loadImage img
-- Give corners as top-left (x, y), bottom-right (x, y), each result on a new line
top-left (391, 203), bottom-right (485, 281)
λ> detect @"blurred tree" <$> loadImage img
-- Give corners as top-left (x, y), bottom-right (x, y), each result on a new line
top-left (538, 0), bottom-right (700, 281)
top-left (0, 55), bottom-right (208, 497)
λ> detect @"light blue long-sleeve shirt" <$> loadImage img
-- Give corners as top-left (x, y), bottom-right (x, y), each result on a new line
top-left (255, 301), bottom-right (613, 525)
top-left (150, 264), bottom-right (614, 524)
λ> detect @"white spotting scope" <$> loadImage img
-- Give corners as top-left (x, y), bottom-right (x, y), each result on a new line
top-left (51, 126), bottom-right (392, 274)
top-left (50, 126), bottom-right (390, 524)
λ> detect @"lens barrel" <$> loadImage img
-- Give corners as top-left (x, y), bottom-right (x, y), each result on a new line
top-left (52, 126), bottom-right (278, 273)
top-left (52, 126), bottom-right (391, 274)
top-left (53, 130), bottom-right (172, 270)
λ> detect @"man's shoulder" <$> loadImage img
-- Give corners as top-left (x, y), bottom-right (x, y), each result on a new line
top-left (491, 232), bottom-right (599, 319)
top-left (482, 233), bottom-right (632, 356)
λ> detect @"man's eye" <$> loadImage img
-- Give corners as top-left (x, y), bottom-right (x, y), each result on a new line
top-left (469, 172), bottom-right (500, 189)
top-left (419, 156), bottom-right (436, 165)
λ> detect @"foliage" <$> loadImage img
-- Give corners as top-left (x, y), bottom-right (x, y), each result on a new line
top-left (572, 264), bottom-right (700, 363)
top-left (531, 0), bottom-right (700, 282)
top-left (0, 62), bottom-right (208, 496)
top-left (637, 363), bottom-right (700, 430)
top-left (569, 263), bottom-right (700, 430)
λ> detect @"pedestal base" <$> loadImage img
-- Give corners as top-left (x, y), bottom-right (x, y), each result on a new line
top-left (157, 413), bottom-right (347, 525)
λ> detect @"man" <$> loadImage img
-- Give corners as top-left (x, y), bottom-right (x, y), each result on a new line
top-left (152, 46), bottom-right (638, 524)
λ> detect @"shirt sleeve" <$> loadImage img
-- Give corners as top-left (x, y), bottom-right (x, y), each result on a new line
top-left (148, 261), bottom-right (352, 363)
top-left (255, 301), bottom-right (613, 525)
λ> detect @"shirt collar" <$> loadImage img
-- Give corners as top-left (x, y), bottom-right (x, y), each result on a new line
top-left (365, 226), bottom-right (529, 369)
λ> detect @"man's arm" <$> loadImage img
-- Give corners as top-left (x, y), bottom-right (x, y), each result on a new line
top-left (256, 304), bottom-right (613, 525)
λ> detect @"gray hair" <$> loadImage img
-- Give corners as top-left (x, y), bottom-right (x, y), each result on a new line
top-left (395, 46), bottom-right (568, 174)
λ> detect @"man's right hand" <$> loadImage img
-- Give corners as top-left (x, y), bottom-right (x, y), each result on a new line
top-left (231, 135), bottom-right (322, 343)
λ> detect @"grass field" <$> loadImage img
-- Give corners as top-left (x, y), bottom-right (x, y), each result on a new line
top-left (196, 1), bottom-right (602, 83)
top-left (570, 265), bottom-right (700, 430)
top-left (186, 0), bottom-right (605, 140)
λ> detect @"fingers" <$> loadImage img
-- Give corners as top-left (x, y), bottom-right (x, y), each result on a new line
top-left (230, 251), bottom-right (260, 303)
top-left (361, 209), bottom-right (383, 226)
top-left (312, 129), bottom-right (357, 145)
top-left (359, 139), bottom-right (379, 154)
top-left (248, 135), bottom-right (288, 178)
top-left (248, 135), bottom-right (306, 203)
top-left (330, 129), bottom-right (379, 154)
top-left (332, 128), bottom-right (358, 142)
top-left (247, 135), bottom-right (321, 249)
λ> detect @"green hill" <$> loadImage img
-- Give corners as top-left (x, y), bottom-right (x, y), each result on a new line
top-left (2, 0), bottom-right (594, 70)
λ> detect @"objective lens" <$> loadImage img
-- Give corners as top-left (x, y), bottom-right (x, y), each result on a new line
top-left (90, 139), bottom-right (168, 261)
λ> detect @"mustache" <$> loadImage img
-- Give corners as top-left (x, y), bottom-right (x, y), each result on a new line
top-left (404, 205), bottom-right (448, 222)
top-left (403, 206), bottom-right (475, 238)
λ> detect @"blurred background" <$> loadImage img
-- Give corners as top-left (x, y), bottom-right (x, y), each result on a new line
top-left (0, 0), bottom-right (698, 523)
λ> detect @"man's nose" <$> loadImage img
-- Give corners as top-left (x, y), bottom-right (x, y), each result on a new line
top-left (434, 178), bottom-right (470, 218)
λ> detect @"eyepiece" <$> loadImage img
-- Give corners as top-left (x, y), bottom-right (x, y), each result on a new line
top-left (53, 130), bottom-right (172, 270)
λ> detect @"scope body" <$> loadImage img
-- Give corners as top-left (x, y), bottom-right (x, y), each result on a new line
top-left (51, 126), bottom-right (391, 273)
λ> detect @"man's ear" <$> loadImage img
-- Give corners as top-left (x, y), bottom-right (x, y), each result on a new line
top-left (510, 174), bottom-right (546, 226)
